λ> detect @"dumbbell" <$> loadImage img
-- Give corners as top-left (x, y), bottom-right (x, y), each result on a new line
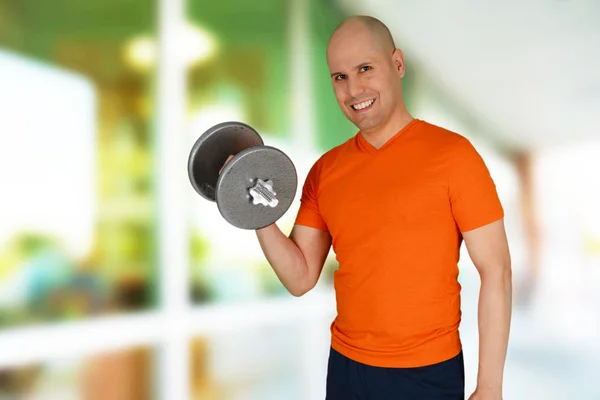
top-left (187, 121), bottom-right (298, 230)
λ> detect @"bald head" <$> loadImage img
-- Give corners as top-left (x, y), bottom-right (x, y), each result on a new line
top-left (327, 16), bottom-right (396, 56)
top-left (325, 15), bottom-right (408, 136)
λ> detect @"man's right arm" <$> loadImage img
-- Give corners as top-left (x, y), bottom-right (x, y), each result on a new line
top-left (255, 223), bottom-right (332, 297)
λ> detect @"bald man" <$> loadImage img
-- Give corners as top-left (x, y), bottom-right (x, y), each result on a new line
top-left (253, 15), bottom-right (512, 400)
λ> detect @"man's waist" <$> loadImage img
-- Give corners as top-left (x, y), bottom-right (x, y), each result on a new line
top-left (330, 320), bottom-right (462, 368)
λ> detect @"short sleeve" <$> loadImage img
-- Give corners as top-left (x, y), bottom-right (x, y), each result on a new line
top-left (449, 137), bottom-right (504, 232)
top-left (294, 159), bottom-right (329, 231)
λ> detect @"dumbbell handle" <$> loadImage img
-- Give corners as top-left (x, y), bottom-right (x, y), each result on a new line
top-left (249, 178), bottom-right (279, 208)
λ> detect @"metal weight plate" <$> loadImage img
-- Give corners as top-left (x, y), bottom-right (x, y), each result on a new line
top-left (188, 121), bottom-right (264, 201)
top-left (216, 146), bottom-right (298, 230)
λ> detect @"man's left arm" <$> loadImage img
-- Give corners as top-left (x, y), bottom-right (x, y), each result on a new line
top-left (462, 218), bottom-right (512, 400)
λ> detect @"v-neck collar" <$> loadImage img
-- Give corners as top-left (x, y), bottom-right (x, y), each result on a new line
top-left (356, 119), bottom-right (422, 155)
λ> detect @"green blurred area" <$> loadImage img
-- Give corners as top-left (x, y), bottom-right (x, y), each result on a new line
top-left (0, 0), bottom-right (366, 328)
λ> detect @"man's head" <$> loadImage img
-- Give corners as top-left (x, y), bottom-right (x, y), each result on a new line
top-left (326, 16), bottom-right (407, 134)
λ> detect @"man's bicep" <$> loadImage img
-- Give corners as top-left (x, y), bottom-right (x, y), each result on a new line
top-left (290, 224), bottom-right (332, 283)
top-left (462, 218), bottom-right (511, 277)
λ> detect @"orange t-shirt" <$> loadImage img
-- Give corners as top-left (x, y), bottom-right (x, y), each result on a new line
top-left (294, 119), bottom-right (504, 368)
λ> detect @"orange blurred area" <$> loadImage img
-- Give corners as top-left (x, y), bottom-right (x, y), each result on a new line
top-left (0, 0), bottom-right (599, 399)
top-left (0, 346), bottom-right (152, 400)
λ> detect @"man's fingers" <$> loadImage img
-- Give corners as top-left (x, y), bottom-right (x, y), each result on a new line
top-left (219, 155), bottom-right (234, 174)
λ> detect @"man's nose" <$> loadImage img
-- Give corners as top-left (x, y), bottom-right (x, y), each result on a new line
top-left (347, 77), bottom-right (365, 99)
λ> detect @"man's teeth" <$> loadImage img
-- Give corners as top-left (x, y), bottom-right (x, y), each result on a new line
top-left (352, 99), bottom-right (374, 110)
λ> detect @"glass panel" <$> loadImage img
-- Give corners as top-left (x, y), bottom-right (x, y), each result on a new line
top-left (190, 324), bottom-right (313, 400)
top-left (0, 0), bottom-right (158, 327)
top-left (0, 345), bottom-right (155, 400)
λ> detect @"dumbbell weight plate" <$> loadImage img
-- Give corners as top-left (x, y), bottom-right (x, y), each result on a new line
top-left (216, 146), bottom-right (297, 230)
top-left (188, 121), bottom-right (264, 201)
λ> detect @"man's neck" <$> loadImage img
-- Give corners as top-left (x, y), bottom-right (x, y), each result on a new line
top-left (361, 110), bottom-right (415, 149)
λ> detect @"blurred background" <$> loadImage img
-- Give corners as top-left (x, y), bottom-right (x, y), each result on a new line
top-left (0, 0), bottom-right (598, 398)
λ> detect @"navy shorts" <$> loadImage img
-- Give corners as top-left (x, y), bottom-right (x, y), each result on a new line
top-left (325, 347), bottom-right (465, 399)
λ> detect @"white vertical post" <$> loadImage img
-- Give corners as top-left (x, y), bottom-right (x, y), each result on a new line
top-left (289, 0), bottom-right (316, 153)
top-left (302, 315), bottom-right (329, 399)
top-left (155, 0), bottom-right (190, 398)
top-left (289, 0), bottom-right (326, 398)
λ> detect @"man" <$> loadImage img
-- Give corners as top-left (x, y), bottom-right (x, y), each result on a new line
top-left (254, 15), bottom-right (512, 399)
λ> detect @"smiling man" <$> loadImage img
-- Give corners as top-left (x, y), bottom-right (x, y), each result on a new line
top-left (326, 16), bottom-right (413, 149)
top-left (254, 15), bottom-right (512, 400)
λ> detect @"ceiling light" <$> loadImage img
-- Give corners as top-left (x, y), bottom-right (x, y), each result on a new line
top-left (124, 23), bottom-right (217, 71)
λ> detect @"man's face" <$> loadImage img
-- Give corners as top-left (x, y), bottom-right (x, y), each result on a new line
top-left (326, 28), bottom-right (405, 132)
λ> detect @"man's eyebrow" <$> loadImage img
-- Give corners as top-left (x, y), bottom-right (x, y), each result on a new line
top-left (354, 60), bottom-right (373, 69)
top-left (330, 61), bottom-right (373, 77)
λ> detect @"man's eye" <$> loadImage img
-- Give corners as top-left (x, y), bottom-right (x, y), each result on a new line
top-left (335, 75), bottom-right (346, 81)
top-left (361, 66), bottom-right (371, 72)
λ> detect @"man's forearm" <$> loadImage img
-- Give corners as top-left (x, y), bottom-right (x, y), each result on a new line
top-left (476, 266), bottom-right (512, 392)
top-left (255, 224), bottom-right (311, 296)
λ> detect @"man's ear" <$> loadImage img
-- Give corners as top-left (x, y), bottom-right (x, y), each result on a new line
top-left (392, 48), bottom-right (406, 78)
